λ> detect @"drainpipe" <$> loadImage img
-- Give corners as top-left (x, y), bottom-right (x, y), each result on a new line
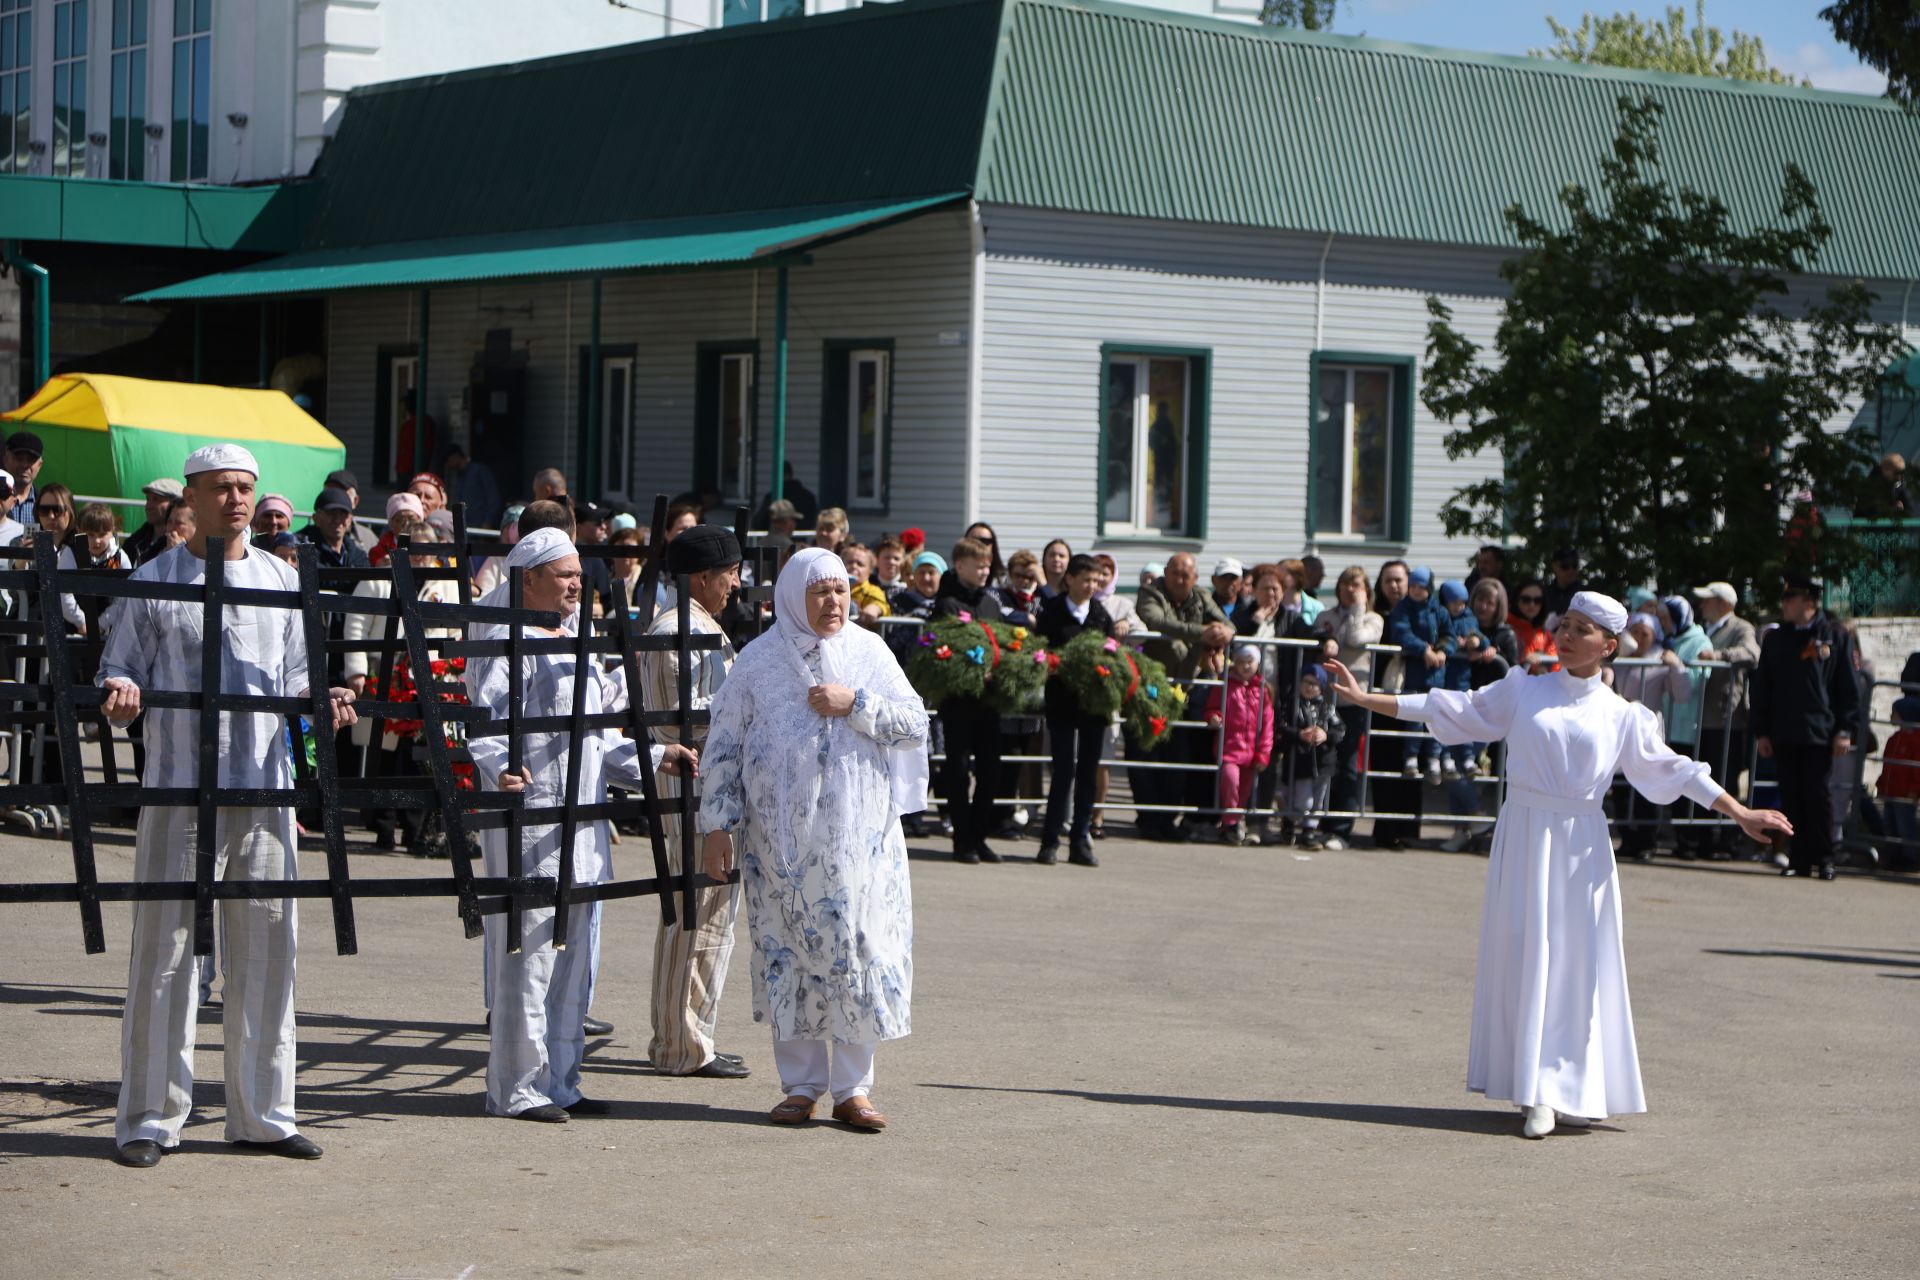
top-left (771, 264), bottom-right (789, 502)
top-left (4, 240), bottom-right (51, 391)
top-left (585, 277), bottom-right (602, 497)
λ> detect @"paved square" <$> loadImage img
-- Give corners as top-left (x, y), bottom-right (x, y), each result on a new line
top-left (2, 826), bottom-right (1916, 1278)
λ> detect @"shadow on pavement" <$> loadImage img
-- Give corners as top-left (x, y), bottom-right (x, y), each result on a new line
top-left (1703, 947), bottom-right (1920, 970)
top-left (921, 1083), bottom-right (1528, 1136)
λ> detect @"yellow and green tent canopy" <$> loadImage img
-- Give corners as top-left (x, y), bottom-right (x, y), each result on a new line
top-left (2, 374), bottom-right (346, 506)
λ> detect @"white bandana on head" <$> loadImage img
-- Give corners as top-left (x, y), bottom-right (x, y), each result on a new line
top-left (1568, 589), bottom-right (1630, 635)
top-left (504, 526), bottom-right (576, 571)
top-left (183, 443), bottom-right (260, 478)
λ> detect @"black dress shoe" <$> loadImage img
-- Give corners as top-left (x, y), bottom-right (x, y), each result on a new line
top-left (686, 1055), bottom-right (752, 1079)
top-left (952, 847), bottom-right (981, 864)
top-left (1035, 842), bottom-right (1059, 865)
top-left (715, 1052), bottom-right (746, 1065)
top-left (513, 1104), bottom-right (570, 1123)
top-left (1818, 860), bottom-right (1838, 881)
top-left (564, 1097), bottom-right (612, 1115)
top-left (234, 1134), bottom-right (324, 1160)
top-left (974, 842), bottom-right (1003, 863)
top-left (1068, 840), bottom-right (1099, 868)
top-left (582, 1016), bottom-right (615, 1036)
top-left (113, 1139), bottom-right (165, 1168)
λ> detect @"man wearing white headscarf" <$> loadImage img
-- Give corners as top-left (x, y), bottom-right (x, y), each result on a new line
top-left (97, 444), bottom-right (359, 1168)
top-left (464, 528), bottom-right (695, 1121)
top-left (1325, 590), bottom-right (1791, 1139)
top-left (698, 547), bottom-right (929, 1130)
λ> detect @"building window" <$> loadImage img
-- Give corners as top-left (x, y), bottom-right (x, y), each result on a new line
top-left (1100, 348), bottom-right (1210, 539)
top-left (1308, 352), bottom-right (1414, 545)
top-left (0, 0), bottom-right (29, 175)
top-left (375, 348), bottom-right (419, 488)
top-left (819, 340), bottom-right (893, 513)
top-left (721, 0), bottom-right (804, 26)
top-left (169, 0), bottom-right (209, 182)
top-left (695, 343), bottom-right (757, 505)
top-left (52, 2), bottom-right (89, 177)
top-left (600, 353), bottom-right (634, 498)
top-left (109, 0), bottom-right (146, 180)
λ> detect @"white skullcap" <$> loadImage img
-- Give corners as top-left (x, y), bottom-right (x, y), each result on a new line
top-left (182, 443), bottom-right (260, 477)
top-left (505, 526), bottom-right (577, 570)
top-left (1568, 589), bottom-right (1629, 634)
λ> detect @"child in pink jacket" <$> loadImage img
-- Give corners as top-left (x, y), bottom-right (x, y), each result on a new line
top-left (1204, 644), bottom-right (1275, 845)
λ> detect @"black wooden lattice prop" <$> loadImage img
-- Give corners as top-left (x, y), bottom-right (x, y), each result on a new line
top-left (0, 497), bottom-right (732, 957)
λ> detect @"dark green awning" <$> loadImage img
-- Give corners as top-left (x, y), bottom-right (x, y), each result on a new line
top-left (127, 194), bottom-right (965, 302)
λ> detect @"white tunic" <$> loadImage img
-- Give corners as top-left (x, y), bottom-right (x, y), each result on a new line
top-left (1397, 666), bottom-right (1724, 1118)
top-left (699, 626), bottom-right (928, 1043)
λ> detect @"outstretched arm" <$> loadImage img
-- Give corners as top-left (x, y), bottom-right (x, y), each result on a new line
top-left (1324, 659), bottom-right (1398, 717)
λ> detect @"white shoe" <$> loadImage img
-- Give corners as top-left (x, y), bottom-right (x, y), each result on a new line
top-left (1554, 1112), bottom-right (1594, 1128)
top-left (1012, 806), bottom-right (1030, 827)
top-left (1466, 758), bottom-right (1483, 778)
top-left (1402, 759), bottom-right (1421, 778)
top-left (1441, 757), bottom-right (1461, 780)
top-left (1440, 828), bottom-right (1474, 853)
top-left (1522, 1104), bottom-right (1556, 1139)
top-left (1425, 758), bottom-right (1443, 785)
top-left (1321, 835), bottom-right (1345, 851)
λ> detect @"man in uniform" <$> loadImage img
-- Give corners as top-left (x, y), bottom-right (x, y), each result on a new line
top-left (643, 524), bottom-right (750, 1079)
top-left (98, 444), bottom-right (358, 1168)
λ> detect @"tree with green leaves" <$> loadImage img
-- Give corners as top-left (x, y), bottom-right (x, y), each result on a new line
top-left (1421, 96), bottom-right (1899, 597)
top-left (1534, 1), bottom-right (1805, 85)
top-left (1821, 0), bottom-right (1920, 107)
top-left (1259, 0), bottom-right (1338, 30)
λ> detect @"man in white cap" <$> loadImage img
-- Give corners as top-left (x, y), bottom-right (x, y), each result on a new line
top-left (1680, 581), bottom-right (1761, 859)
top-left (97, 444), bottom-right (359, 1169)
top-left (122, 477), bottom-right (186, 566)
top-left (1210, 557), bottom-right (1246, 615)
top-left (464, 527), bottom-right (696, 1121)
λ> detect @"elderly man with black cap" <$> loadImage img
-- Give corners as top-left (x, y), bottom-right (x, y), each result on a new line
top-left (96, 443), bottom-right (360, 1168)
top-left (1752, 574), bottom-right (1860, 880)
top-left (3, 430), bottom-right (43, 526)
top-left (642, 523), bottom-right (752, 1079)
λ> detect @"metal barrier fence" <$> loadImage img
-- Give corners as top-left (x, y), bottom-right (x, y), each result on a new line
top-left (879, 613), bottom-right (1758, 846)
top-left (1843, 676), bottom-right (1920, 864)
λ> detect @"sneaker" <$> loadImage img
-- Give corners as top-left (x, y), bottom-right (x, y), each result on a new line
top-left (1321, 834), bottom-right (1345, 851)
top-left (1011, 806), bottom-right (1031, 827)
top-left (1440, 827), bottom-right (1475, 853)
top-left (1441, 757), bottom-right (1460, 781)
top-left (1425, 757), bottom-right (1443, 785)
top-left (1465, 758), bottom-right (1482, 778)
top-left (1402, 759), bottom-right (1421, 779)
top-left (1244, 828), bottom-right (1262, 846)
top-left (1299, 831), bottom-right (1325, 851)
top-left (1226, 824), bottom-right (1247, 846)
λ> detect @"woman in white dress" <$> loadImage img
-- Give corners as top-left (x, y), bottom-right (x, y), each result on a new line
top-left (1325, 591), bottom-right (1791, 1138)
top-left (700, 547), bottom-right (929, 1130)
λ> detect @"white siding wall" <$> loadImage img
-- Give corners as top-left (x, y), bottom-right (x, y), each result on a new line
top-left (324, 207), bottom-right (973, 542)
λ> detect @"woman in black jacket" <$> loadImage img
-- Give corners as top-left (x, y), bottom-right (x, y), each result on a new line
top-left (1035, 554), bottom-right (1113, 867)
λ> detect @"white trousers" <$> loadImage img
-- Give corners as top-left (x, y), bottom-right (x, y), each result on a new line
top-left (118, 806), bottom-right (299, 1147)
top-left (773, 1039), bottom-right (877, 1105)
top-left (485, 901), bottom-right (597, 1116)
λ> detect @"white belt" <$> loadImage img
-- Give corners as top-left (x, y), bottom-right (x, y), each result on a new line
top-left (1502, 785), bottom-right (1605, 817)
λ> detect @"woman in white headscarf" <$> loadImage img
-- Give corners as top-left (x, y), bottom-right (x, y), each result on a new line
top-left (1326, 591), bottom-right (1792, 1138)
top-left (465, 528), bottom-right (695, 1122)
top-left (700, 547), bottom-right (929, 1130)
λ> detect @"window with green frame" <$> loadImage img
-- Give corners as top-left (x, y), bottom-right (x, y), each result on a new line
top-left (1307, 351), bottom-right (1414, 546)
top-left (1098, 345), bottom-right (1210, 539)
top-left (169, 0), bottom-right (209, 182)
top-left (693, 341), bottom-right (758, 504)
top-left (819, 339), bottom-right (894, 513)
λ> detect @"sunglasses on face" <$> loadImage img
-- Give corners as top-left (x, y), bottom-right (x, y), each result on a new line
top-left (36, 506), bottom-right (64, 517)
top-left (1518, 594), bottom-right (1542, 604)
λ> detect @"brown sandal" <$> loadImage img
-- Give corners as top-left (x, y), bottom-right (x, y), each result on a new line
top-left (830, 1096), bottom-right (888, 1130)
top-left (768, 1095), bottom-right (815, 1125)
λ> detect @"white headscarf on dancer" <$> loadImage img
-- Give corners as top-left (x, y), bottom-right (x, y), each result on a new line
top-left (1567, 589), bottom-right (1630, 635)
top-left (772, 545), bottom-right (928, 816)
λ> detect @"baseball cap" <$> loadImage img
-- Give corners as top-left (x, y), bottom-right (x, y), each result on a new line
top-left (325, 469), bottom-right (359, 492)
top-left (313, 488), bottom-right (353, 513)
top-left (6, 430), bottom-right (43, 458)
top-left (142, 477), bottom-right (185, 499)
top-left (1693, 582), bottom-right (1737, 606)
top-left (1213, 557), bottom-right (1245, 579)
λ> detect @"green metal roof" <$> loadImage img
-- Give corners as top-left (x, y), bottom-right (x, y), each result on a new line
top-left (297, 0), bottom-right (1003, 250)
top-left (124, 195), bottom-right (966, 301)
top-left (0, 175), bottom-right (314, 251)
top-left (980, 0), bottom-right (1920, 280)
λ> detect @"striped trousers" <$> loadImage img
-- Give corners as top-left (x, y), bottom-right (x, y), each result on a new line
top-left (485, 901), bottom-right (597, 1115)
top-left (647, 789), bottom-right (740, 1075)
top-left (117, 806), bottom-right (300, 1147)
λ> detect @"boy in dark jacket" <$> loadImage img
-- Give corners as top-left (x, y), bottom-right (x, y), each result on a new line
top-left (934, 538), bottom-right (1008, 865)
top-left (1277, 664), bottom-right (1346, 850)
top-left (1437, 579), bottom-right (1482, 780)
top-left (1387, 567), bottom-right (1449, 780)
